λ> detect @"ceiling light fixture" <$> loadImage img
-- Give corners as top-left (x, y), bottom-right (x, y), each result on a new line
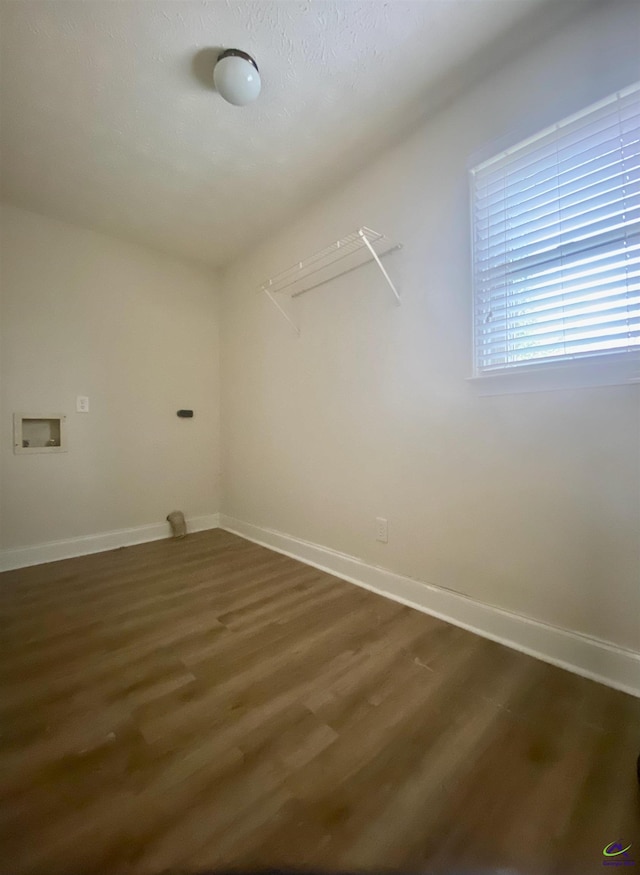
top-left (213, 49), bottom-right (261, 106)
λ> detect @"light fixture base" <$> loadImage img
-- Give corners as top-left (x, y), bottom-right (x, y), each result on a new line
top-left (216, 48), bottom-right (259, 74)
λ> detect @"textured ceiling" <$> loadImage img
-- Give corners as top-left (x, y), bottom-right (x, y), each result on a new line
top-left (1, 0), bottom-right (552, 268)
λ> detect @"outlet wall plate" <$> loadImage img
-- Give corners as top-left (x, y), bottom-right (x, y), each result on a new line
top-left (375, 517), bottom-right (388, 543)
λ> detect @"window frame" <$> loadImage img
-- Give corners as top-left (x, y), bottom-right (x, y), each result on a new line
top-left (468, 84), bottom-right (640, 394)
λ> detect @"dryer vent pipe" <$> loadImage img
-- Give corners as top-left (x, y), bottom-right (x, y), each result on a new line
top-left (167, 510), bottom-right (187, 539)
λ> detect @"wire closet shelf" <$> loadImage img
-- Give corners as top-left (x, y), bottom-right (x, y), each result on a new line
top-left (259, 226), bottom-right (402, 334)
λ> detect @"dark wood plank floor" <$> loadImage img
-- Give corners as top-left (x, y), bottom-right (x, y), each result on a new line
top-left (1, 529), bottom-right (638, 874)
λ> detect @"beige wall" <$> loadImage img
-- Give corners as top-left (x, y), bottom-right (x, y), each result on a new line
top-left (220, 0), bottom-right (640, 652)
top-left (1, 204), bottom-right (221, 549)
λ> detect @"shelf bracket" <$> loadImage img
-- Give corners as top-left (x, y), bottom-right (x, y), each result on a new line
top-left (262, 286), bottom-right (300, 335)
top-left (358, 228), bottom-right (401, 306)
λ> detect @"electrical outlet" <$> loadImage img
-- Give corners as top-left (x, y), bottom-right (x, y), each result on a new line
top-left (375, 517), bottom-right (388, 543)
top-left (76, 396), bottom-right (90, 413)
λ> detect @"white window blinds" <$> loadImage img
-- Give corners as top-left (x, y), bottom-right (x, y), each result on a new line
top-left (471, 82), bottom-right (640, 375)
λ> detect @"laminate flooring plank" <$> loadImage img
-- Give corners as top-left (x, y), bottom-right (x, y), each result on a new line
top-left (0, 529), bottom-right (637, 875)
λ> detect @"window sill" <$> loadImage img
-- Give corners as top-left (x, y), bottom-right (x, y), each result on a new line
top-left (467, 353), bottom-right (640, 396)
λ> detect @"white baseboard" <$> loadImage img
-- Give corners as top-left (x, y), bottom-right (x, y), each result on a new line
top-left (0, 513), bottom-right (220, 572)
top-left (219, 514), bottom-right (640, 699)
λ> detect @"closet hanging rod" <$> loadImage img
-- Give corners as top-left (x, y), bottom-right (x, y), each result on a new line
top-left (259, 227), bottom-right (402, 334)
top-left (290, 241), bottom-right (401, 298)
top-left (267, 228), bottom-right (384, 288)
top-left (260, 227), bottom-right (402, 298)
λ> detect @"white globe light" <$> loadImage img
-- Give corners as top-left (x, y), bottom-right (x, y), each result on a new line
top-left (213, 50), bottom-right (261, 106)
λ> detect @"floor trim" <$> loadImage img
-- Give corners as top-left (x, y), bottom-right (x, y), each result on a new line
top-left (220, 514), bottom-right (640, 698)
top-left (0, 513), bottom-right (220, 572)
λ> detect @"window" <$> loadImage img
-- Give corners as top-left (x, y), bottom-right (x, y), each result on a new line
top-left (471, 82), bottom-right (640, 377)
